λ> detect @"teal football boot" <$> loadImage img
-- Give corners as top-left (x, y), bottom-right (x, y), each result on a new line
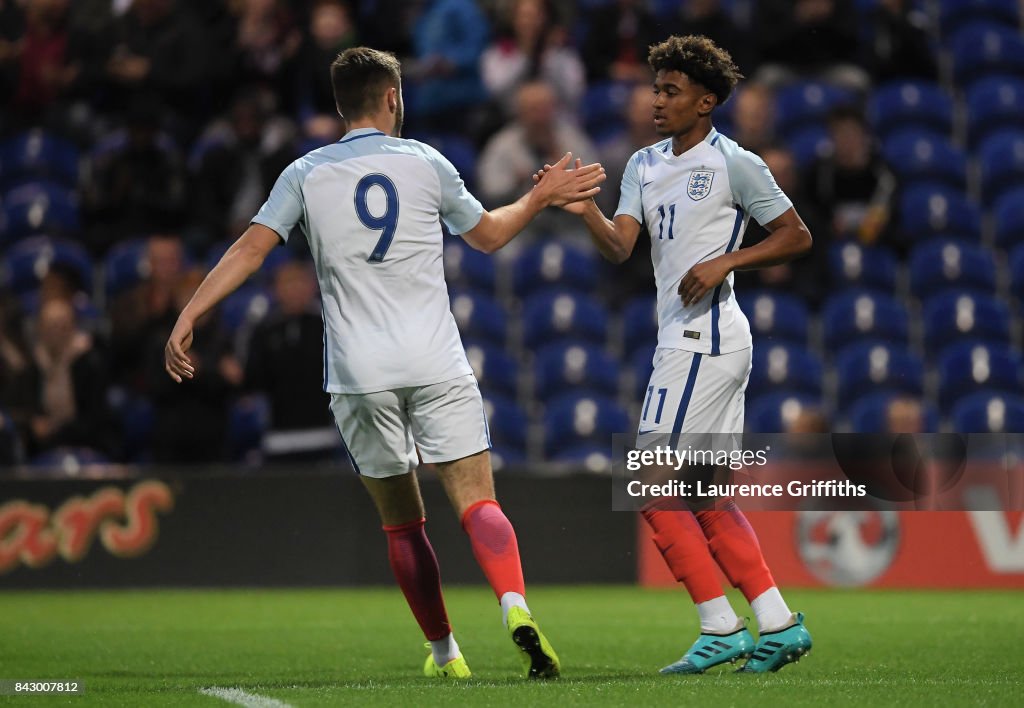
top-left (737, 612), bottom-right (812, 673)
top-left (660, 619), bottom-right (756, 674)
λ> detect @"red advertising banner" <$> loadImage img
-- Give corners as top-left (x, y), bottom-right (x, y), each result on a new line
top-left (639, 510), bottom-right (1024, 588)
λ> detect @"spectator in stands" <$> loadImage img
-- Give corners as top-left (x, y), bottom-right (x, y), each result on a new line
top-left (406, 0), bottom-right (489, 133)
top-left (753, 0), bottom-right (869, 92)
top-left (12, 298), bottom-right (113, 458)
top-left (477, 80), bottom-right (597, 242)
top-left (730, 82), bottom-right (776, 155)
top-left (599, 83), bottom-right (659, 213)
top-left (886, 396), bottom-right (926, 434)
top-left (480, 0), bottom-right (585, 118)
top-left (478, 80), bottom-right (596, 205)
top-left (147, 268), bottom-right (241, 463)
top-left (232, 0), bottom-right (301, 95)
top-left (862, 0), bottom-right (937, 83)
top-left (83, 99), bottom-right (187, 253)
top-left (667, 0), bottom-right (757, 76)
top-left (109, 234), bottom-right (185, 391)
top-left (582, 0), bottom-right (659, 84)
top-left (191, 89), bottom-right (296, 253)
top-left (735, 145), bottom-right (827, 303)
top-left (244, 261), bottom-right (334, 460)
top-left (7, 0), bottom-right (77, 122)
top-left (0, 290), bottom-right (29, 414)
top-left (785, 407), bottom-right (830, 433)
top-left (804, 106), bottom-right (895, 246)
top-left (293, 0), bottom-right (358, 141)
top-left (104, 0), bottom-right (209, 133)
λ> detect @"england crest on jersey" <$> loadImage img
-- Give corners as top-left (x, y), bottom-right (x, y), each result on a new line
top-left (687, 170), bottom-right (714, 201)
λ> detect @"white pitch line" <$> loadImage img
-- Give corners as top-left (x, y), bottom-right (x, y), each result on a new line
top-left (199, 686), bottom-right (294, 708)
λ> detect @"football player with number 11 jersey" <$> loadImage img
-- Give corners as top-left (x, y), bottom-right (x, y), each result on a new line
top-left (540, 35), bottom-right (814, 674)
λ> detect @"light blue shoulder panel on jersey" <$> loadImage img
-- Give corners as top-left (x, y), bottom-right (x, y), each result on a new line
top-left (251, 128), bottom-right (484, 241)
top-left (710, 131), bottom-right (792, 226)
top-left (614, 138), bottom-right (672, 224)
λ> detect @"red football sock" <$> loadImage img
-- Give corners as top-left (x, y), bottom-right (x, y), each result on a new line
top-left (641, 501), bottom-right (725, 604)
top-left (383, 518), bottom-right (452, 641)
top-left (461, 499), bottom-right (526, 600)
top-left (696, 501), bottom-right (776, 603)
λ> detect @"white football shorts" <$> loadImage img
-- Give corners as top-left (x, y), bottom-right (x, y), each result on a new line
top-left (329, 374), bottom-right (491, 478)
top-left (636, 347), bottom-right (752, 441)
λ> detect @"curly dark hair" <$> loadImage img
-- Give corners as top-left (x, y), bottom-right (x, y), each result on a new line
top-left (648, 35), bottom-right (744, 106)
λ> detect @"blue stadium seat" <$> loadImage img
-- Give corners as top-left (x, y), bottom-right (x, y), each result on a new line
top-left (740, 291), bottom-right (812, 346)
top-left (512, 242), bottom-right (599, 297)
top-left (2, 235), bottom-right (93, 294)
top-left (869, 81), bottom-right (954, 139)
top-left (951, 391), bottom-right (1024, 432)
top-left (822, 290), bottom-right (911, 351)
top-left (835, 342), bottom-right (925, 408)
top-left (482, 394), bottom-right (529, 449)
top-left (882, 131), bottom-right (967, 189)
top-left (827, 242), bottom-right (900, 295)
top-left (993, 186), bottom-right (1024, 248)
top-left (443, 238), bottom-right (497, 294)
top-left (451, 290), bottom-right (508, 347)
top-left (749, 343), bottom-right (824, 399)
top-left (543, 392), bottom-right (629, 456)
top-left (845, 391), bottom-right (939, 433)
top-left (228, 394), bottom-right (270, 461)
top-left (937, 340), bottom-right (1023, 407)
top-left (630, 344), bottom-right (657, 400)
top-left (464, 340), bottom-right (519, 399)
top-left (423, 133), bottom-right (478, 189)
top-left (978, 130), bottom-right (1024, 206)
top-left (622, 295), bottom-right (658, 356)
top-left (966, 76), bottom-right (1024, 147)
top-left (922, 291), bottom-right (1012, 350)
top-left (1011, 243), bottom-right (1024, 302)
top-left (0, 130), bottom-right (79, 189)
top-left (940, 0), bottom-right (1021, 36)
top-left (908, 239), bottom-right (997, 299)
top-left (898, 183), bottom-right (981, 243)
top-left (582, 81), bottom-right (634, 143)
top-left (522, 291), bottom-right (609, 349)
top-left (950, 24), bottom-right (1024, 86)
top-left (107, 387), bottom-right (155, 463)
top-left (1, 180), bottom-right (79, 241)
top-left (775, 82), bottom-right (858, 137)
top-left (221, 285), bottom-right (272, 333)
top-left (552, 443), bottom-right (614, 471)
top-left (785, 125), bottom-right (832, 168)
top-left (746, 393), bottom-right (823, 433)
top-left (488, 445), bottom-right (526, 472)
top-left (533, 342), bottom-right (621, 401)
top-left (29, 447), bottom-right (111, 468)
top-left (104, 238), bottom-right (149, 297)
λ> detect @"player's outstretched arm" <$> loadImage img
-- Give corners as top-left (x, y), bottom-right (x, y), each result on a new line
top-left (678, 207), bottom-right (812, 306)
top-left (164, 224), bottom-right (281, 382)
top-left (533, 160), bottom-right (641, 263)
top-left (461, 152), bottom-right (604, 254)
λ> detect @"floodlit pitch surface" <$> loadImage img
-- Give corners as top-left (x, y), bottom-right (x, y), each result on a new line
top-left (1, 586), bottom-right (1021, 706)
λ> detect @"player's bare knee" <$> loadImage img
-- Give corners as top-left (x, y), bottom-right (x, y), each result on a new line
top-left (436, 450), bottom-right (496, 517)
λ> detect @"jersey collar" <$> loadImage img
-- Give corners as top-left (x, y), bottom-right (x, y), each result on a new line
top-left (662, 127), bottom-right (718, 157)
top-left (339, 128), bottom-right (386, 143)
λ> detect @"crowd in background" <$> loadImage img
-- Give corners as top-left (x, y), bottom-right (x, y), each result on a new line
top-left (0, 0), bottom-right (1020, 468)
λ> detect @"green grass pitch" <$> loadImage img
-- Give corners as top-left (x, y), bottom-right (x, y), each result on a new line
top-left (1, 586), bottom-right (1022, 706)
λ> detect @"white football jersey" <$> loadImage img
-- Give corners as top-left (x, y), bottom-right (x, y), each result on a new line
top-left (252, 128), bottom-right (484, 394)
top-left (615, 128), bottom-right (792, 356)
